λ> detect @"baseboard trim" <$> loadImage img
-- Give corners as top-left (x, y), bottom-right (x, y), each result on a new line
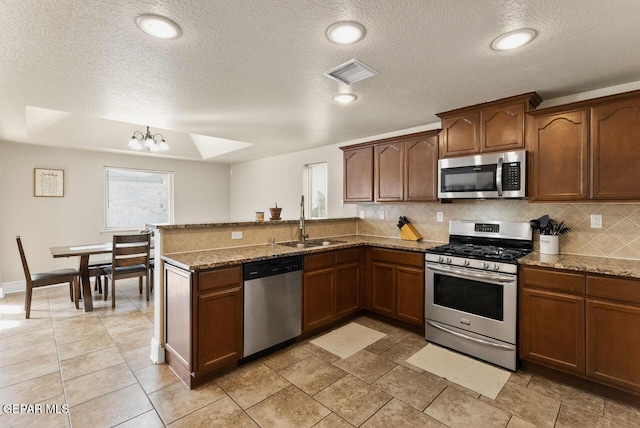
top-left (0, 280), bottom-right (26, 297)
top-left (150, 337), bottom-right (165, 364)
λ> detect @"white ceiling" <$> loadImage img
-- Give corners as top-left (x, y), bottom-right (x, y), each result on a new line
top-left (2, 0), bottom-right (640, 164)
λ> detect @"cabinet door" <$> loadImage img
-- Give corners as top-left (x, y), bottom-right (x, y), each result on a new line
top-left (335, 262), bottom-right (360, 318)
top-left (404, 136), bottom-right (438, 201)
top-left (520, 288), bottom-right (585, 375)
top-left (480, 102), bottom-right (525, 152)
top-left (165, 265), bottom-right (192, 370)
top-left (343, 146), bottom-right (373, 202)
top-left (371, 262), bottom-right (395, 316)
top-left (197, 286), bottom-right (242, 374)
top-left (591, 99), bottom-right (640, 199)
top-left (374, 142), bottom-right (404, 201)
top-left (440, 112), bottom-right (480, 157)
top-left (395, 265), bottom-right (424, 326)
top-left (530, 110), bottom-right (589, 200)
top-left (303, 268), bottom-right (335, 332)
top-left (586, 299), bottom-right (640, 393)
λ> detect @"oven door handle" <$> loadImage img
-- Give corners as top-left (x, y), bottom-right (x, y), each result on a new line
top-left (426, 321), bottom-right (514, 351)
top-left (426, 265), bottom-right (516, 285)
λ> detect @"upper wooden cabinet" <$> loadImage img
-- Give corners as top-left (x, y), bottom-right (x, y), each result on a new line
top-left (591, 98), bottom-right (640, 200)
top-left (437, 92), bottom-right (541, 158)
top-left (529, 110), bottom-right (589, 201)
top-left (343, 146), bottom-right (374, 202)
top-left (342, 130), bottom-right (439, 203)
top-left (529, 90), bottom-right (640, 201)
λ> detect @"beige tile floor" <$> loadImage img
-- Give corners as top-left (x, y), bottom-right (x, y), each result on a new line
top-left (1, 278), bottom-right (640, 427)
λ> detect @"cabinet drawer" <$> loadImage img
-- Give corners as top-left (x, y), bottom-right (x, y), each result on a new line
top-left (587, 275), bottom-right (640, 305)
top-left (305, 252), bottom-right (336, 270)
top-left (198, 266), bottom-right (242, 293)
top-left (520, 266), bottom-right (585, 294)
top-left (335, 248), bottom-right (361, 265)
top-left (368, 248), bottom-right (424, 267)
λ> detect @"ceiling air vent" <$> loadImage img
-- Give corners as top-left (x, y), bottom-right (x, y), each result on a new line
top-left (323, 59), bottom-right (378, 85)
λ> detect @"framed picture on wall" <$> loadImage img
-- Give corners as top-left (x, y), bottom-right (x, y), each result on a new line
top-left (34, 168), bottom-right (64, 197)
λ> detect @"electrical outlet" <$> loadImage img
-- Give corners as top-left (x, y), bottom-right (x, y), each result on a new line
top-left (437, 212), bottom-right (444, 222)
top-left (378, 210), bottom-right (385, 220)
top-left (360, 210), bottom-right (365, 219)
top-left (231, 231), bottom-right (243, 239)
top-left (590, 214), bottom-right (602, 229)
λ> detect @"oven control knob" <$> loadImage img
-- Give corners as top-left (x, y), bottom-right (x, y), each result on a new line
top-left (438, 256), bottom-right (444, 263)
top-left (445, 257), bottom-right (452, 264)
top-left (463, 260), bottom-right (470, 266)
top-left (481, 262), bottom-right (489, 269)
top-left (492, 264), bottom-right (500, 271)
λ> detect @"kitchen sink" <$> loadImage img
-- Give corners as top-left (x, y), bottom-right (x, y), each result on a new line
top-left (278, 239), bottom-right (345, 249)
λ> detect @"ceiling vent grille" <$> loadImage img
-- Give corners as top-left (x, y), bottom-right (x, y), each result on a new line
top-left (323, 59), bottom-right (378, 85)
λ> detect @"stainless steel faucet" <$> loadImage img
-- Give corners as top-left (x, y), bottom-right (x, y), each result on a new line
top-left (299, 195), bottom-right (308, 243)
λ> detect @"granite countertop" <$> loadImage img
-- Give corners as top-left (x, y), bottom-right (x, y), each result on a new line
top-left (162, 235), bottom-right (442, 271)
top-left (519, 252), bottom-right (640, 279)
top-left (148, 217), bottom-right (359, 230)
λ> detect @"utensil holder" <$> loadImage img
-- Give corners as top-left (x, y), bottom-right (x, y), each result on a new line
top-left (539, 235), bottom-right (559, 255)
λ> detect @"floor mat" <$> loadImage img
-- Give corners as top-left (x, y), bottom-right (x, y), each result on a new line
top-left (406, 343), bottom-right (510, 399)
top-left (310, 322), bottom-right (386, 359)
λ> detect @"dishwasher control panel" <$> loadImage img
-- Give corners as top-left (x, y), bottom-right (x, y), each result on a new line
top-left (243, 255), bottom-right (303, 280)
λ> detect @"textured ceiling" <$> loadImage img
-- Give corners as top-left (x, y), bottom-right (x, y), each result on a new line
top-left (1, 0), bottom-right (640, 163)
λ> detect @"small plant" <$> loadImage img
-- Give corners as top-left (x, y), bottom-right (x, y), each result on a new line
top-left (530, 215), bottom-right (571, 236)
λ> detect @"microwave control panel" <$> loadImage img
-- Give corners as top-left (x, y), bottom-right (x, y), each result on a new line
top-left (502, 162), bottom-right (521, 191)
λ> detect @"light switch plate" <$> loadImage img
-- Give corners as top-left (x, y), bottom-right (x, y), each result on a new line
top-left (231, 231), bottom-right (243, 239)
top-left (378, 210), bottom-right (385, 220)
top-left (437, 212), bottom-right (444, 222)
top-left (590, 214), bottom-right (602, 229)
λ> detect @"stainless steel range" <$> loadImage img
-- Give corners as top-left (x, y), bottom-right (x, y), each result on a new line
top-left (425, 220), bottom-right (532, 371)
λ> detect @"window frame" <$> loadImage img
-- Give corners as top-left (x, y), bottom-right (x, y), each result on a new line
top-left (103, 166), bottom-right (174, 233)
top-left (305, 162), bottom-right (328, 219)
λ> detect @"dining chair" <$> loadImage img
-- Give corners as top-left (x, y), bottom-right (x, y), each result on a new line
top-left (16, 236), bottom-right (80, 318)
top-left (102, 233), bottom-right (151, 308)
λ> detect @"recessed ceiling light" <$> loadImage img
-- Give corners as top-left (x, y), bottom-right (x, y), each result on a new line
top-left (326, 21), bottom-right (366, 45)
top-left (136, 14), bottom-right (181, 39)
top-left (491, 28), bottom-right (537, 51)
top-left (333, 93), bottom-right (358, 104)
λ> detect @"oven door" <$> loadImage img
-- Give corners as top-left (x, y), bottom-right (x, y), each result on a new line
top-left (425, 262), bottom-right (517, 345)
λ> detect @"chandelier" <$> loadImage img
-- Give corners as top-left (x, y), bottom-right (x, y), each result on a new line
top-left (128, 126), bottom-right (169, 152)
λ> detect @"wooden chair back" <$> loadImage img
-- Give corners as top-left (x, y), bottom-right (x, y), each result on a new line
top-left (111, 233), bottom-right (151, 273)
top-left (15, 236), bottom-right (32, 285)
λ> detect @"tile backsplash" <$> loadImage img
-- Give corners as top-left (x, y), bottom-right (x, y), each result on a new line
top-left (357, 201), bottom-right (640, 260)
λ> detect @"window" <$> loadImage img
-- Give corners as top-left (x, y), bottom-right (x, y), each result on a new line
top-left (104, 167), bottom-right (173, 229)
top-left (306, 163), bottom-right (328, 218)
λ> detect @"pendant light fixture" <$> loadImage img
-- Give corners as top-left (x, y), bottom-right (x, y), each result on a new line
top-left (128, 126), bottom-right (169, 152)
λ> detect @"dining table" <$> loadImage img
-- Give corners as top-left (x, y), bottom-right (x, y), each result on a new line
top-left (50, 243), bottom-right (113, 312)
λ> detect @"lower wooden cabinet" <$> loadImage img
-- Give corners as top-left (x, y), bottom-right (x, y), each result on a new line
top-left (520, 265), bottom-right (640, 395)
top-left (520, 287), bottom-right (585, 375)
top-left (368, 248), bottom-right (424, 326)
top-left (302, 248), bottom-right (361, 333)
top-left (164, 263), bottom-right (242, 389)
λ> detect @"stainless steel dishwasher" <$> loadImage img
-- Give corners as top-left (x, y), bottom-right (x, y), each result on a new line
top-left (242, 255), bottom-right (302, 359)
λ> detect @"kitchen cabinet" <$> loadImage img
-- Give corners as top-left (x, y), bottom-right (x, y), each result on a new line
top-left (342, 131), bottom-right (439, 203)
top-left (302, 248), bottom-right (361, 333)
top-left (529, 110), bottom-right (589, 200)
top-left (437, 92), bottom-right (541, 158)
top-left (164, 263), bottom-right (242, 389)
top-left (520, 265), bottom-right (640, 395)
top-left (367, 248), bottom-right (424, 326)
top-left (343, 146), bottom-right (374, 202)
top-left (528, 90), bottom-right (640, 201)
top-left (586, 275), bottom-right (640, 393)
top-left (591, 98), bottom-right (640, 199)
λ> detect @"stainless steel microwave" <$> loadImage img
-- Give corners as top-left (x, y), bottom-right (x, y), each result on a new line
top-left (438, 150), bottom-right (526, 199)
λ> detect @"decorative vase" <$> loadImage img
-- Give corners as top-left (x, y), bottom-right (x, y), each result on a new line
top-left (269, 207), bottom-right (282, 220)
top-left (539, 235), bottom-right (559, 255)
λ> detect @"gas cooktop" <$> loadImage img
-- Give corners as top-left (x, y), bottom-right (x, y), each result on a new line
top-left (427, 243), bottom-right (531, 263)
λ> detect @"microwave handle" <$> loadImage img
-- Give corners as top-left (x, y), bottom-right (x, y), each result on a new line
top-left (496, 157), bottom-right (503, 196)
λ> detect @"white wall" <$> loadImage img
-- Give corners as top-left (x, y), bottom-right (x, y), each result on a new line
top-left (0, 141), bottom-right (230, 284)
top-left (229, 143), bottom-right (358, 221)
